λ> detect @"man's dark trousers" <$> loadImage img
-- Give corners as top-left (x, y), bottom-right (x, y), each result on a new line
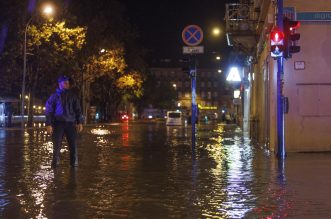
top-left (52, 121), bottom-right (78, 167)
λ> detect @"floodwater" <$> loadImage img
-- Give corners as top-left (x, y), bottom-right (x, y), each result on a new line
top-left (0, 122), bottom-right (331, 218)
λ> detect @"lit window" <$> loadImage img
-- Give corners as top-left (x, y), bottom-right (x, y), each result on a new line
top-left (207, 92), bottom-right (212, 99)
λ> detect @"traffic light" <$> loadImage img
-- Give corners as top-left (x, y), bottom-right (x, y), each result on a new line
top-left (283, 18), bottom-right (301, 59)
top-left (270, 27), bottom-right (284, 58)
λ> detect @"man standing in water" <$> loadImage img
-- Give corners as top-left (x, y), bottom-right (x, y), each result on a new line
top-left (45, 75), bottom-right (84, 168)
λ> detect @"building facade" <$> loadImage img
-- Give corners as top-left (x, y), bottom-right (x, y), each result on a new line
top-left (150, 66), bottom-right (233, 121)
top-left (226, 0), bottom-right (331, 152)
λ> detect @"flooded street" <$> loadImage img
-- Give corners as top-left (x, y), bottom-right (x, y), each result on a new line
top-left (1, 122), bottom-right (331, 218)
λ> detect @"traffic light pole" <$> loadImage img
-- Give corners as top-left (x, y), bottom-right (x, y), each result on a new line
top-left (277, 0), bottom-right (286, 159)
top-left (190, 56), bottom-right (197, 155)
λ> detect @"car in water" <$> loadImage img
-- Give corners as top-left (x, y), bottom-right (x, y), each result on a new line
top-left (166, 111), bottom-right (183, 126)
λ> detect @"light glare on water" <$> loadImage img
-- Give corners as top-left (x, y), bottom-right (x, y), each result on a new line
top-left (0, 123), bottom-right (331, 218)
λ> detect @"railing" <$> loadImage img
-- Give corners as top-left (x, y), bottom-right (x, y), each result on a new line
top-left (225, 3), bottom-right (256, 33)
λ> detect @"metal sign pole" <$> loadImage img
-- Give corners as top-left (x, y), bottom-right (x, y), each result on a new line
top-left (190, 56), bottom-right (197, 153)
top-left (181, 24), bottom-right (204, 155)
top-left (277, 0), bottom-right (285, 159)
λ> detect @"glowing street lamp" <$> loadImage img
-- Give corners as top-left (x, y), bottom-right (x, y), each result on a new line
top-left (43, 4), bottom-right (54, 15)
top-left (21, 4), bottom-right (55, 127)
top-left (212, 27), bottom-right (221, 36)
top-left (233, 90), bottom-right (241, 99)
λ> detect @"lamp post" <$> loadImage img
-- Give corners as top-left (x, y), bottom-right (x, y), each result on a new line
top-left (21, 4), bottom-right (54, 127)
top-left (21, 18), bottom-right (32, 127)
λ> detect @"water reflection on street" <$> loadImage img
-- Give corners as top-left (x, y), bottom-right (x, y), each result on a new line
top-left (0, 122), bottom-right (331, 218)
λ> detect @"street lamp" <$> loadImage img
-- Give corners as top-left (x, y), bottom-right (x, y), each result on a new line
top-left (43, 5), bottom-right (54, 15)
top-left (212, 27), bottom-right (221, 36)
top-left (21, 4), bottom-right (54, 127)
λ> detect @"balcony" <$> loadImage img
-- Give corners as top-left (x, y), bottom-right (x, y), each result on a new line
top-left (225, 2), bottom-right (257, 56)
top-left (226, 0), bottom-right (274, 57)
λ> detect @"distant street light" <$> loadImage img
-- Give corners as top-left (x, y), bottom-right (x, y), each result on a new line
top-left (43, 5), bottom-right (54, 15)
top-left (233, 90), bottom-right (241, 99)
top-left (212, 27), bottom-right (221, 36)
top-left (216, 56), bottom-right (221, 60)
top-left (218, 69), bottom-right (222, 73)
top-left (21, 4), bottom-right (54, 127)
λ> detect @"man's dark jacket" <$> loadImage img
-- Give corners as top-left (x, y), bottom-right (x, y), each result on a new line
top-left (45, 88), bottom-right (84, 126)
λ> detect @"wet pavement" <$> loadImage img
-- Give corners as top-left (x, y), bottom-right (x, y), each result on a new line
top-left (0, 122), bottom-right (331, 218)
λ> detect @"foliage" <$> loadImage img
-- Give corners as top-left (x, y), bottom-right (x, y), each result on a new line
top-left (67, 0), bottom-right (147, 120)
top-left (27, 21), bottom-right (86, 82)
top-left (0, 0), bottom-right (147, 122)
top-left (22, 21), bottom-right (86, 126)
top-left (80, 46), bottom-right (144, 121)
top-left (83, 48), bottom-right (126, 83)
top-left (117, 70), bottom-right (143, 98)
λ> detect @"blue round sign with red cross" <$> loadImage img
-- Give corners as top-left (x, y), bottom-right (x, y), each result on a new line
top-left (182, 25), bottom-right (204, 46)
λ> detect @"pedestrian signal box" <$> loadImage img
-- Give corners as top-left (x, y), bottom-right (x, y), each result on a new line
top-left (270, 28), bottom-right (284, 58)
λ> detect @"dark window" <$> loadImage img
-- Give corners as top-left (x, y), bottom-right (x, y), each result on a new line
top-left (168, 113), bottom-right (181, 118)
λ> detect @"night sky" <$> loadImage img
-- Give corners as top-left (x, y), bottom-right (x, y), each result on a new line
top-left (122, 0), bottom-right (230, 66)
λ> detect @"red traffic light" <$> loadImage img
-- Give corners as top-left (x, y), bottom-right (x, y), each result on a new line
top-left (270, 28), bottom-right (284, 43)
top-left (283, 18), bottom-right (301, 58)
top-left (289, 21), bottom-right (300, 31)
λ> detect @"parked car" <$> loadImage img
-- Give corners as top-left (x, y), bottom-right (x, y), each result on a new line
top-left (121, 114), bottom-right (129, 122)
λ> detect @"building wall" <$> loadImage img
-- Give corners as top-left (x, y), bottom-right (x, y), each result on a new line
top-left (150, 67), bottom-right (232, 120)
top-left (250, 2), bottom-right (276, 149)
top-left (283, 0), bottom-right (331, 151)
top-left (252, 0), bottom-right (331, 152)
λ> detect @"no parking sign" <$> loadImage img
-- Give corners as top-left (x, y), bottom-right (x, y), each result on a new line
top-left (182, 25), bottom-right (203, 46)
top-left (182, 25), bottom-right (204, 54)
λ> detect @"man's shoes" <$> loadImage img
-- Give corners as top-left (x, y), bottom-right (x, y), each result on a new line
top-left (70, 162), bottom-right (78, 167)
